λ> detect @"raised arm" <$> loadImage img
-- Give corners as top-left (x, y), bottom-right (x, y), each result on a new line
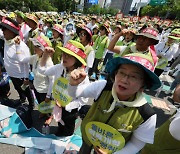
top-left (68, 68), bottom-right (107, 99)
top-left (40, 47), bottom-right (54, 67)
top-left (108, 29), bottom-right (128, 54)
top-left (108, 33), bottom-right (122, 54)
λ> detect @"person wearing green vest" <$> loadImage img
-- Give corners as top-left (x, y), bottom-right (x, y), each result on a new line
top-left (108, 27), bottom-right (159, 66)
top-left (111, 25), bottom-right (122, 41)
top-left (114, 28), bottom-right (136, 57)
top-left (91, 23), bottom-right (110, 79)
top-left (39, 40), bottom-right (89, 136)
top-left (67, 53), bottom-right (161, 154)
top-left (92, 25), bottom-right (99, 42)
top-left (141, 108), bottom-right (180, 154)
top-left (76, 25), bottom-right (95, 74)
top-left (25, 14), bottom-right (43, 55)
top-left (51, 24), bottom-right (64, 64)
top-left (116, 28), bottom-right (136, 46)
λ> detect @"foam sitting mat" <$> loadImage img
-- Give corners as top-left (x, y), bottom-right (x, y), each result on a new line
top-left (151, 98), bottom-right (170, 111)
top-left (144, 93), bottom-right (152, 104)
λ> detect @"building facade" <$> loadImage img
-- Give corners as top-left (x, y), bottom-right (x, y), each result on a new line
top-left (110, 0), bottom-right (133, 15)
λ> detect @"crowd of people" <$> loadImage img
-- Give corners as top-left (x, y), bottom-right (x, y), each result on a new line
top-left (0, 9), bottom-right (179, 154)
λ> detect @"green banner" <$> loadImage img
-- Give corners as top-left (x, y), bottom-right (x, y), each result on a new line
top-left (149, 0), bottom-right (167, 5)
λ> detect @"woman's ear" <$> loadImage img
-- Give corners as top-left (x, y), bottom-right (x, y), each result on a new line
top-left (139, 87), bottom-right (145, 92)
top-left (139, 84), bottom-right (146, 92)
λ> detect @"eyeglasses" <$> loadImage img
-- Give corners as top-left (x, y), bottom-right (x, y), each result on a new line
top-left (79, 33), bottom-right (86, 37)
top-left (116, 69), bottom-right (143, 82)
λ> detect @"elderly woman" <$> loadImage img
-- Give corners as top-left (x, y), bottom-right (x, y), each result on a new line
top-left (67, 52), bottom-right (161, 154)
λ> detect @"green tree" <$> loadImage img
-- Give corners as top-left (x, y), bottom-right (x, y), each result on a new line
top-left (52, 0), bottom-right (76, 12)
top-left (0, 0), bottom-right (57, 12)
top-left (141, 0), bottom-right (180, 19)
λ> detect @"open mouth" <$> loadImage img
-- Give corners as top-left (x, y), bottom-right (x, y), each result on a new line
top-left (118, 85), bottom-right (127, 90)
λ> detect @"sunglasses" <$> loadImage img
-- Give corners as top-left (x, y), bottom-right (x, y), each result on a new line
top-left (79, 32), bottom-right (86, 37)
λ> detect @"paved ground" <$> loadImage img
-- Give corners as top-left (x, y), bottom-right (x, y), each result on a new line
top-left (0, 74), bottom-right (178, 154)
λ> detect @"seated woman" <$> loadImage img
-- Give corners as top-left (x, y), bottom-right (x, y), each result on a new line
top-left (141, 107), bottom-right (180, 154)
top-left (67, 53), bottom-right (161, 154)
top-left (39, 40), bottom-right (89, 136)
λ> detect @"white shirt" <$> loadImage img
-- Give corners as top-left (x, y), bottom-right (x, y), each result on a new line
top-left (86, 50), bottom-right (95, 70)
top-left (85, 45), bottom-right (95, 71)
top-left (4, 39), bottom-right (30, 78)
top-left (38, 64), bottom-right (89, 112)
top-left (68, 80), bottom-right (157, 153)
top-left (86, 22), bottom-right (98, 31)
top-left (20, 54), bottom-right (54, 97)
top-left (155, 42), bottom-right (179, 61)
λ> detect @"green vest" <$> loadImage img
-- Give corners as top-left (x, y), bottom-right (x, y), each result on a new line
top-left (116, 40), bottom-right (124, 46)
top-left (81, 89), bottom-right (146, 146)
top-left (92, 35), bottom-right (98, 42)
top-left (114, 41), bottom-right (136, 57)
top-left (93, 35), bottom-right (109, 59)
top-left (141, 116), bottom-right (180, 154)
top-left (156, 56), bottom-right (168, 69)
top-left (52, 39), bottom-right (63, 65)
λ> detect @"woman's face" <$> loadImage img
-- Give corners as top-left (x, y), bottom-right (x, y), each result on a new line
top-left (114, 27), bottom-right (121, 34)
top-left (26, 19), bottom-right (37, 30)
top-left (2, 28), bottom-right (16, 40)
top-left (99, 27), bottom-right (106, 36)
top-left (114, 64), bottom-right (145, 101)
top-left (124, 32), bottom-right (134, 42)
top-left (93, 28), bottom-right (99, 35)
top-left (136, 36), bottom-right (153, 50)
top-left (34, 46), bottom-right (43, 57)
top-left (62, 52), bottom-right (76, 70)
top-left (16, 16), bottom-right (23, 24)
top-left (79, 30), bottom-right (87, 44)
top-left (52, 29), bottom-right (59, 39)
